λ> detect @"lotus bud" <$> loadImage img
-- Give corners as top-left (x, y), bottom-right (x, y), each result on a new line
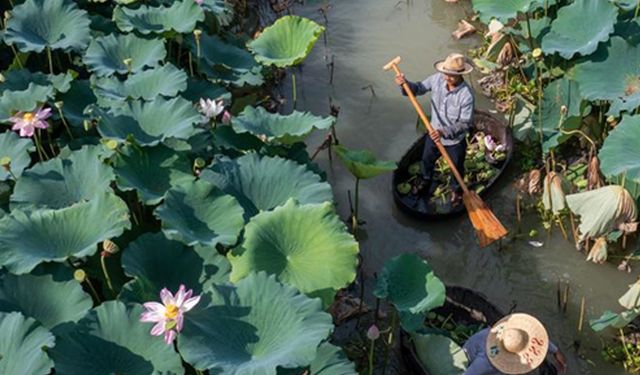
top-left (102, 239), bottom-right (119, 256)
top-left (54, 101), bottom-right (64, 109)
top-left (532, 48), bottom-right (542, 59)
top-left (105, 139), bottom-right (119, 150)
top-left (560, 105), bottom-right (568, 116)
top-left (74, 269), bottom-right (87, 283)
top-left (123, 58), bottom-right (133, 72)
top-left (194, 157), bottom-right (206, 169)
top-left (586, 236), bottom-right (607, 264)
top-left (366, 324), bottom-right (380, 341)
top-left (587, 155), bottom-right (603, 190)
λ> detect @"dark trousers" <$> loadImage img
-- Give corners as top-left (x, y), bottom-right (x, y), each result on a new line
top-left (421, 135), bottom-right (467, 192)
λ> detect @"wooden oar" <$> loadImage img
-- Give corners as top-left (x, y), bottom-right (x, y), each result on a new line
top-left (383, 56), bottom-right (508, 247)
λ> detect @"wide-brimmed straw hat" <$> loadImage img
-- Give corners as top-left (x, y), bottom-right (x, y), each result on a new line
top-left (434, 53), bottom-right (474, 75)
top-left (485, 313), bottom-right (550, 374)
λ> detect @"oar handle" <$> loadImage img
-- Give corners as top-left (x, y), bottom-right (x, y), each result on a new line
top-left (383, 57), bottom-right (469, 194)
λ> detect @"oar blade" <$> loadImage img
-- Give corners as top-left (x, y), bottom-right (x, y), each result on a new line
top-left (463, 191), bottom-right (508, 248)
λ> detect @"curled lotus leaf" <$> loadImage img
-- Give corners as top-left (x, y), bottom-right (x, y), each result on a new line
top-left (566, 185), bottom-right (638, 242)
top-left (4, 0), bottom-right (91, 52)
top-left (0, 70), bottom-right (73, 120)
top-left (0, 271), bottom-right (92, 329)
top-left (374, 254), bottom-right (446, 330)
top-left (84, 33), bottom-right (167, 76)
top-left (0, 193), bottom-right (130, 274)
top-left (278, 342), bottom-right (357, 375)
top-left (0, 311), bottom-right (55, 375)
top-left (590, 309), bottom-right (640, 331)
top-left (541, 0), bottom-right (617, 59)
top-left (201, 153), bottom-right (333, 219)
top-left (155, 179), bottom-right (245, 247)
top-left (573, 37), bottom-right (640, 113)
top-left (620, 280), bottom-right (640, 311)
top-left (178, 271), bottom-right (333, 374)
top-left (96, 97), bottom-right (201, 146)
top-left (50, 301), bottom-right (183, 375)
top-left (113, 144), bottom-right (194, 205)
top-left (113, 0), bottom-right (205, 34)
top-left (120, 232), bottom-right (231, 304)
top-left (410, 333), bottom-right (468, 375)
top-left (248, 15), bottom-right (325, 68)
top-left (471, 0), bottom-right (555, 23)
top-left (599, 116), bottom-right (640, 185)
top-left (229, 199), bottom-right (359, 305)
top-left (11, 145), bottom-right (115, 210)
top-left (542, 172), bottom-right (569, 214)
top-left (334, 145), bottom-right (397, 180)
top-left (232, 106), bottom-right (335, 144)
top-left (0, 132), bottom-right (32, 181)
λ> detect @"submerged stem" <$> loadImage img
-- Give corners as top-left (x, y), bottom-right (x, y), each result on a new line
top-left (188, 52), bottom-right (194, 77)
top-left (100, 255), bottom-right (116, 296)
top-left (46, 47), bottom-right (54, 74)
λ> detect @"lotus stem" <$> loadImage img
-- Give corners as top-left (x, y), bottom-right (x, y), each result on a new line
top-left (292, 72), bottom-right (298, 110)
top-left (556, 216), bottom-right (568, 241)
top-left (381, 309), bottom-right (397, 375)
top-left (524, 13), bottom-right (535, 52)
top-left (635, 1), bottom-right (640, 18)
top-left (188, 52), bottom-right (194, 77)
top-left (353, 178), bottom-right (361, 232)
top-left (100, 254), bottom-right (116, 296)
top-left (85, 278), bottom-right (101, 303)
top-left (578, 296), bottom-right (586, 332)
top-left (33, 131), bottom-right (47, 161)
top-left (55, 105), bottom-right (74, 139)
top-left (45, 128), bottom-right (56, 156)
top-left (367, 337), bottom-right (375, 375)
top-left (9, 45), bottom-right (22, 68)
top-left (46, 47), bottom-right (54, 74)
top-left (195, 370), bottom-right (204, 375)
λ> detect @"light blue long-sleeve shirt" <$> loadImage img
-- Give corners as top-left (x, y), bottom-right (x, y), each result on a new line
top-left (462, 328), bottom-right (558, 375)
top-left (402, 72), bottom-right (474, 146)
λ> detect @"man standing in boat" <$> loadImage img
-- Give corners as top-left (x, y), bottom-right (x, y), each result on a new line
top-left (395, 52), bottom-right (474, 203)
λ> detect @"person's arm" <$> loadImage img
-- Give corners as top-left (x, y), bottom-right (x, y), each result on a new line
top-left (462, 357), bottom-right (497, 375)
top-left (440, 95), bottom-right (473, 139)
top-left (400, 74), bottom-right (436, 97)
top-left (548, 341), bottom-right (567, 374)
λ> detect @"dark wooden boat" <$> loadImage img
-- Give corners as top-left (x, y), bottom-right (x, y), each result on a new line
top-left (392, 110), bottom-right (513, 220)
top-left (401, 286), bottom-right (558, 375)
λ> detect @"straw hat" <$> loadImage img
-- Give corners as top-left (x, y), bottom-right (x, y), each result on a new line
top-left (485, 313), bottom-right (550, 374)
top-left (434, 53), bottom-right (474, 75)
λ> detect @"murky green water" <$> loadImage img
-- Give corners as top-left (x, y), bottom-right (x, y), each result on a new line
top-left (282, 0), bottom-right (631, 373)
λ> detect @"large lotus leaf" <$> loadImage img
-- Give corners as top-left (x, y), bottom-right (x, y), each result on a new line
top-left (248, 15), bottom-right (324, 68)
top-left (507, 17), bottom-right (550, 44)
top-left (278, 342), bottom-right (357, 375)
top-left (334, 145), bottom-right (397, 180)
top-left (120, 232), bottom-right (231, 304)
top-left (57, 80), bottom-right (97, 127)
top-left (232, 106), bottom-right (335, 145)
top-left (566, 185), bottom-right (638, 241)
top-left (229, 199), bottom-right (359, 303)
top-left (84, 33), bottom-right (167, 76)
top-left (182, 78), bottom-right (231, 102)
top-left (410, 333), bottom-right (468, 375)
top-left (178, 271), bottom-right (333, 374)
top-left (573, 37), bottom-right (640, 108)
top-left (471, 0), bottom-right (553, 23)
top-left (92, 64), bottom-right (188, 106)
top-left (113, 144), bottom-right (194, 205)
top-left (539, 78), bottom-right (587, 153)
top-left (201, 153), bottom-right (333, 219)
top-left (0, 193), bottom-right (130, 274)
top-left (0, 312), bottom-right (55, 375)
top-left (187, 33), bottom-right (258, 72)
top-left (0, 271), bottom-right (92, 329)
top-left (599, 116), bottom-right (640, 185)
top-left (590, 309), bottom-right (640, 331)
top-left (541, 0), bottom-right (617, 59)
top-left (50, 301), bottom-right (183, 375)
top-left (0, 132), bottom-right (32, 181)
top-left (155, 179), bottom-right (244, 247)
top-left (510, 98), bottom-right (537, 142)
top-left (0, 69), bottom-right (73, 120)
top-left (4, 0), bottom-right (91, 52)
top-left (11, 145), bottom-right (114, 209)
top-left (97, 97), bottom-right (201, 146)
top-left (201, 0), bottom-right (235, 26)
top-left (374, 254), bottom-right (446, 318)
top-left (114, 0), bottom-right (204, 34)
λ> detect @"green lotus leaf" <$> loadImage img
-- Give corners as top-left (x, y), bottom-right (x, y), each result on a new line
top-left (0, 132), bottom-right (32, 181)
top-left (4, 0), bottom-right (91, 52)
top-left (541, 0), bottom-right (617, 59)
top-left (374, 254), bottom-right (446, 318)
top-left (229, 199), bottom-right (359, 304)
top-left (507, 17), bottom-right (550, 43)
top-left (334, 145), bottom-right (397, 180)
top-left (0, 311), bottom-right (55, 375)
top-left (188, 33), bottom-right (258, 72)
top-left (590, 309), bottom-right (640, 331)
top-left (119, 232), bottom-right (230, 304)
top-left (200, 0), bottom-right (235, 26)
top-left (566, 185), bottom-right (638, 242)
top-left (182, 78), bottom-right (231, 103)
top-left (204, 66), bottom-right (265, 87)
top-left (232, 106), bottom-right (335, 144)
top-left (539, 78), bottom-right (588, 153)
top-left (114, 0), bottom-right (205, 34)
top-left (613, 0), bottom-right (640, 11)
top-left (97, 97), bottom-right (201, 146)
top-left (50, 301), bottom-right (183, 375)
top-left (201, 153), bottom-right (333, 219)
top-left (155, 179), bottom-right (244, 247)
top-left (113, 144), bottom-right (194, 205)
top-left (248, 15), bottom-right (324, 68)
top-left (0, 192), bottom-right (130, 274)
top-left (11, 145), bottom-right (114, 210)
top-left (599, 116), bottom-right (640, 184)
top-left (471, 0), bottom-right (554, 23)
top-left (84, 33), bottom-right (167, 76)
top-left (57, 80), bottom-right (97, 127)
top-left (0, 271), bottom-right (92, 329)
top-left (178, 271), bottom-right (333, 374)
top-left (92, 64), bottom-right (188, 106)
top-left (0, 69), bottom-right (73, 120)
top-left (573, 37), bottom-right (640, 109)
top-left (410, 333), bottom-right (468, 375)
top-left (279, 342), bottom-right (357, 375)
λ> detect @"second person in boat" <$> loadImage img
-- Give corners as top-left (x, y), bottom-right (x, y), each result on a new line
top-left (395, 52), bottom-right (475, 203)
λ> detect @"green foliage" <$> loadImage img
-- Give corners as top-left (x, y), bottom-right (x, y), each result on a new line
top-left (411, 332), bottom-right (468, 375)
top-left (599, 116), bottom-right (640, 185)
top-left (84, 33), bottom-right (167, 76)
top-left (0, 132), bottom-right (32, 181)
top-left (113, 0), bottom-right (205, 34)
top-left (334, 145), bottom-right (397, 180)
top-left (0, 311), bottom-right (55, 375)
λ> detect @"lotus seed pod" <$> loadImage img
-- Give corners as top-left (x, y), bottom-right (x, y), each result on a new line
top-left (607, 115), bottom-right (618, 127)
top-left (560, 105), bottom-right (568, 115)
top-left (54, 101), bottom-right (64, 109)
top-left (102, 239), bottom-right (119, 254)
top-left (532, 48), bottom-right (542, 59)
top-left (83, 119), bottom-right (92, 131)
top-left (74, 269), bottom-right (87, 282)
top-left (193, 29), bottom-right (202, 39)
top-left (105, 139), bottom-right (119, 150)
top-left (0, 157), bottom-right (11, 171)
top-left (194, 157), bottom-right (206, 169)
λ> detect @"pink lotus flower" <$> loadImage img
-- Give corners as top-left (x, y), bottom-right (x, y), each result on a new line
top-left (140, 285), bottom-right (201, 345)
top-left (483, 135), bottom-right (497, 151)
top-left (195, 0), bottom-right (204, 4)
top-left (9, 107), bottom-right (51, 137)
top-left (221, 110), bottom-right (232, 125)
